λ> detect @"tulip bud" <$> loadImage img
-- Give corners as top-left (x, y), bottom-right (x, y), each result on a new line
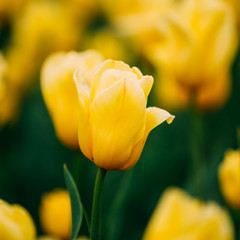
top-left (0, 199), bottom-right (36, 240)
top-left (39, 189), bottom-right (71, 239)
top-left (219, 149), bottom-right (240, 209)
top-left (74, 59), bottom-right (174, 170)
top-left (143, 188), bottom-right (235, 240)
top-left (41, 50), bottom-right (103, 148)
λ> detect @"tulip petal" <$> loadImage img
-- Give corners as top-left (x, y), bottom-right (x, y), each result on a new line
top-left (74, 69), bottom-right (91, 115)
top-left (145, 107), bottom-right (175, 136)
top-left (138, 76), bottom-right (154, 102)
top-left (93, 69), bottom-right (139, 97)
top-left (77, 100), bottom-right (93, 161)
top-left (132, 66), bottom-right (143, 79)
top-left (90, 78), bottom-right (146, 170)
top-left (118, 137), bottom-right (146, 171)
top-left (90, 60), bottom-right (132, 101)
top-left (119, 107), bottom-right (174, 170)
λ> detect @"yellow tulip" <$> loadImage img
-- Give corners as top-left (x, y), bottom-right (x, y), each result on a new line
top-left (6, 0), bottom-right (80, 91)
top-left (38, 237), bottom-right (88, 240)
top-left (0, 53), bottom-right (20, 127)
top-left (39, 189), bottom-right (71, 240)
top-left (74, 60), bottom-right (174, 170)
top-left (0, 199), bottom-right (36, 240)
top-left (149, 0), bottom-right (238, 111)
top-left (143, 188), bottom-right (234, 240)
top-left (41, 50), bottom-right (103, 148)
top-left (83, 28), bottom-right (134, 64)
top-left (223, 0), bottom-right (240, 26)
top-left (219, 149), bottom-right (240, 209)
top-left (0, 0), bottom-right (26, 22)
top-left (38, 237), bottom-right (60, 240)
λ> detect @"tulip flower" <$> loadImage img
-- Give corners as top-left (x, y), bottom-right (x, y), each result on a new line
top-left (149, 0), bottom-right (238, 111)
top-left (143, 188), bottom-right (235, 240)
top-left (219, 149), bottom-right (240, 209)
top-left (7, 0), bottom-right (81, 91)
top-left (41, 50), bottom-right (103, 148)
top-left (83, 28), bottom-right (134, 64)
top-left (39, 189), bottom-right (71, 240)
top-left (0, 199), bottom-right (36, 240)
top-left (0, 53), bottom-right (20, 126)
top-left (74, 60), bottom-right (174, 170)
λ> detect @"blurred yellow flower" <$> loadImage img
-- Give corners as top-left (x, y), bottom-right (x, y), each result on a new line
top-left (68, 0), bottom-right (98, 22)
top-left (149, 0), bottom-right (238, 111)
top-left (104, 0), bottom-right (238, 111)
top-left (38, 237), bottom-right (60, 240)
top-left (219, 149), bottom-right (240, 209)
top-left (0, 199), bottom-right (36, 240)
top-left (83, 28), bottom-right (134, 64)
top-left (0, 0), bottom-right (26, 22)
top-left (143, 188), bottom-right (234, 240)
top-left (38, 236), bottom-right (88, 240)
top-left (39, 189), bottom-right (71, 240)
top-left (223, 0), bottom-right (240, 25)
top-left (6, 0), bottom-right (81, 91)
top-left (74, 60), bottom-right (174, 170)
top-left (0, 53), bottom-right (20, 127)
top-left (41, 50), bottom-right (103, 149)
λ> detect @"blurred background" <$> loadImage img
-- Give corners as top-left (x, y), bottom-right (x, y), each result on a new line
top-left (0, 0), bottom-right (239, 239)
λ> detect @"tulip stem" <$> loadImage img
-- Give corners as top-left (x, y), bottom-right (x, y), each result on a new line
top-left (189, 93), bottom-right (205, 199)
top-left (90, 167), bottom-right (107, 240)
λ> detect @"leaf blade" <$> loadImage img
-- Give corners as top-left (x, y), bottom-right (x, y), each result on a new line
top-left (63, 164), bottom-right (83, 240)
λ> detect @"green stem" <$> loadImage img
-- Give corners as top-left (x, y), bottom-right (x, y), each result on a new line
top-left (90, 168), bottom-right (107, 240)
top-left (189, 92), bottom-right (205, 199)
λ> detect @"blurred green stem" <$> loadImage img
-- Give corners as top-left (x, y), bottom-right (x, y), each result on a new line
top-left (90, 168), bottom-right (107, 240)
top-left (189, 93), bottom-right (205, 199)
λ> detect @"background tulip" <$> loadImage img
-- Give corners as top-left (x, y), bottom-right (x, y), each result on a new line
top-left (219, 149), bottom-right (240, 209)
top-left (39, 189), bottom-right (71, 240)
top-left (0, 199), bottom-right (36, 240)
top-left (41, 50), bottom-right (103, 148)
top-left (143, 188), bottom-right (235, 240)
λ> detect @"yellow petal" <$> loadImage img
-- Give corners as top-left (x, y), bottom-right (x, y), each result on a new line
top-left (138, 76), bottom-right (153, 102)
top-left (118, 137), bottom-right (146, 171)
top-left (132, 66), bottom-right (143, 79)
top-left (145, 107), bottom-right (175, 136)
top-left (90, 78), bottom-right (146, 170)
top-left (77, 100), bottom-right (93, 161)
top-left (74, 69), bottom-right (93, 160)
top-left (74, 68), bottom-right (91, 112)
top-left (92, 69), bottom-right (138, 97)
top-left (90, 60), bottom-right (132, 101)
top-left (119, 107), bottom-right (174, 170)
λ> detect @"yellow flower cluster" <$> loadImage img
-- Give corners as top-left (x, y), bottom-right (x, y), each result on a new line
top-left (144, 188), bottom-right (235, 240)
top-left (219, 149), bottom-right (240, 209)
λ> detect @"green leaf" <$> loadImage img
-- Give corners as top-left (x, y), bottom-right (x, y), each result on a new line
top-left (64, 164), bottom-right (83, 240)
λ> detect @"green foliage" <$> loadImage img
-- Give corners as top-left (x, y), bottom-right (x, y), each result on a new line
top-left (64, 164), bottom-right (83, 240)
